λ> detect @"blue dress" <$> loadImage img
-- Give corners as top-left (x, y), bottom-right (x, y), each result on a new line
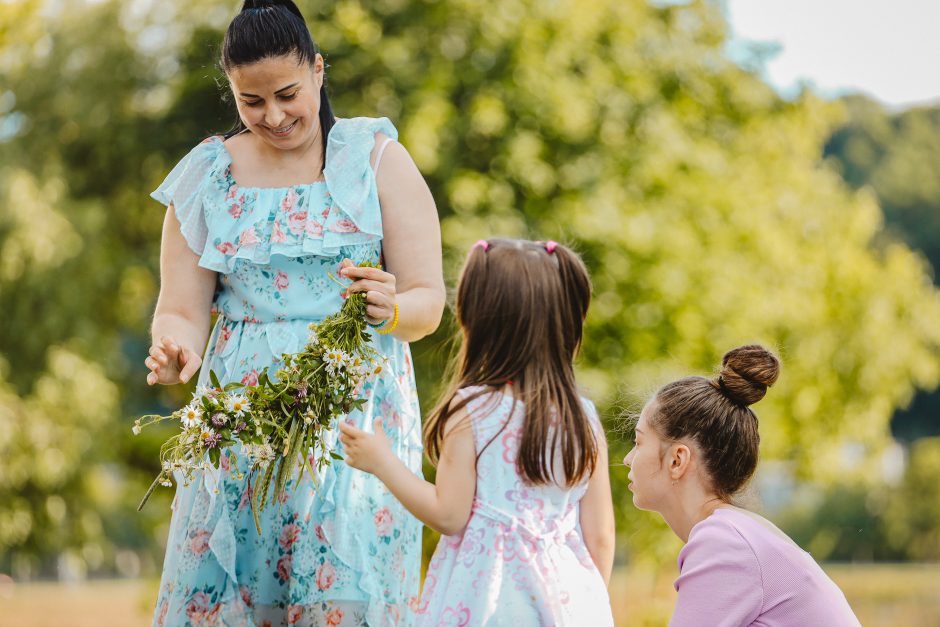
top-left (150, 118), bottom-right (423, 627)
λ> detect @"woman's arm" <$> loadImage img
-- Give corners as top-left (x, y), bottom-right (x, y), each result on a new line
top-left (145, 206), bottom-right (217, 385)
top-left (579, 431), bottom-right (617, 586)
top-left (340, 135), bottom-right (445, 342)
top-left (339, 409), bottom-right (477, 537)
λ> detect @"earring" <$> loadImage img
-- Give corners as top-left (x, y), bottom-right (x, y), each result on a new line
top-left (672, 480), bottom-right (678, 487)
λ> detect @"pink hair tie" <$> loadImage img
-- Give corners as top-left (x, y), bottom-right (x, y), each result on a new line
top-left (473, 239), bottom-right (490, 252)
top-left (545, 240), bottom-right (558, 254)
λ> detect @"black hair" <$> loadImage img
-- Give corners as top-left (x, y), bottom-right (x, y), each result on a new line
top-left (221, 0), bottom-right (335, 167)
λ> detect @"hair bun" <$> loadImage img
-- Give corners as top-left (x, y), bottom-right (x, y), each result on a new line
top-left (716, 344), bottom-right (780, 406)
top-left (241, 0), bottom-right (304, 19)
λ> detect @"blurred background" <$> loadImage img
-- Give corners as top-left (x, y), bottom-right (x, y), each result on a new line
top-left (1, 0), bottom-right (939, 624)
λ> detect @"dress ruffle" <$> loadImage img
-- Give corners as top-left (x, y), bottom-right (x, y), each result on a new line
top-left (151, 117), bottom-right (398, 273)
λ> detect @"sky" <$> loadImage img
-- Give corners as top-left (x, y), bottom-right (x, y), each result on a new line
top-left (723, 0), bottom-right (940, 110)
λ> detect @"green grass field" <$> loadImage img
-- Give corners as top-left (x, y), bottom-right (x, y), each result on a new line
top-left (1, 564), bottom-right (937, 626)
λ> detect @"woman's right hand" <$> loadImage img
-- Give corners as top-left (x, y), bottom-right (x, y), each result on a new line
top-left (145, 336), bottom-right (202, 385)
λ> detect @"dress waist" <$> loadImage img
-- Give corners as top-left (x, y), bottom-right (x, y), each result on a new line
top-left (470, 498), bottom-right (579, 546)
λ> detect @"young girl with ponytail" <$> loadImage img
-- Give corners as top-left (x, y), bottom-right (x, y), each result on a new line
top-left (341, 238), bottom-right (616, 626)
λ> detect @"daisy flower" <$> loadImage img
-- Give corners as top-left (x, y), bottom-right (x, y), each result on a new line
top-left (226, 394), bottom-right (250, 417)
top-left (180, 402), bottom-right (203, 428)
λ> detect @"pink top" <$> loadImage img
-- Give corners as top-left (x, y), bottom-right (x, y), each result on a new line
top-left (671, 508), bottom-right (861, 627)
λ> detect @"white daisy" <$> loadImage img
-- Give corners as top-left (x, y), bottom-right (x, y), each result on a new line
top-left (180, 402), bottom-right (203, 428)
top-left (226, 394), bottom-right (250, 417)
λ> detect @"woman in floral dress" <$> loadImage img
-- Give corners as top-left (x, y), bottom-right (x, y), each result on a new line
top-left (142, 2), bottom-right (444, 625)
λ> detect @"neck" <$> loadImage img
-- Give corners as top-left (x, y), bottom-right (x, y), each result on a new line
top-left (256, 122), bottom-right (324, 166)
top-left (659, 485), bottom-right (728, 543)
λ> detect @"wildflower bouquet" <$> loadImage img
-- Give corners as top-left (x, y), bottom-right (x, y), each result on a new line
top-left (135, 267), bottom-right (383, 531)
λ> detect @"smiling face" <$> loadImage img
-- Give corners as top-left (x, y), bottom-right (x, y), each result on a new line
top-left (227, 53), bottom-right (324, 150)
top-left (623, 401), bottom-right (676, 512)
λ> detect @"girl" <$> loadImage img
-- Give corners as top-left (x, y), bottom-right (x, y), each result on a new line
top-left (340, 238), bottom-right (616, 626)
top-left (145, 1), bottom-right (444, 624)
top-left (625, 345), bottom-right (861, 626)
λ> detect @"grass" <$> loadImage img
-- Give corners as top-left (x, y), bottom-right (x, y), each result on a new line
top-left (1, 564), bottom-right (937, 626)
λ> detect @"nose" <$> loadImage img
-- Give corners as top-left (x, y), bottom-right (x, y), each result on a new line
top-left (624, 447), bottom-right (635, 467)
top-left (264, 103), bottom-right (286, 128)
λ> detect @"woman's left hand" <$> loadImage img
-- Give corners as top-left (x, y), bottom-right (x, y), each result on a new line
top-left (339, 259), bottom-right (397, 327)
top-left (338, 418), bottom-right (394, 476)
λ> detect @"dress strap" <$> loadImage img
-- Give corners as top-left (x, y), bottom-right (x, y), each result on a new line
top-left (372, 136), bottom-right (394, 175)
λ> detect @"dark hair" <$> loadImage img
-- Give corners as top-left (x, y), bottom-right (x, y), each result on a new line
top-left (649, 345), bottom-right (780, 499)
top-left (425, 238), bottom-right (598, 487)
top-left (221, 0), bottom-right (335, 166)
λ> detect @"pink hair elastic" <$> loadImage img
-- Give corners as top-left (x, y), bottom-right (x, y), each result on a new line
top-left (545, 240), bottom-right (558, 254)
top-left (473, 239), bottom-right (490, 252)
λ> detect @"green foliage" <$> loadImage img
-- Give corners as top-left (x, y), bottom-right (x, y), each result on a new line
top-left (1, 0), bottom-right (939, 577)
top-left (824, 95), bottom-right (940, 442)
top-left (883, 437), bottom-right (940, 560)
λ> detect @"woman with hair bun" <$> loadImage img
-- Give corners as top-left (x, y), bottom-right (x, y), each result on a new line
top-left (624, 346), bottom-right (861, 626)
top-left (144, 1), bottom-right (444, 624)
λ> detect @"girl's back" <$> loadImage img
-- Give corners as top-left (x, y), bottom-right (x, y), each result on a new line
top-left (416, 387), bottom-right (614, 627)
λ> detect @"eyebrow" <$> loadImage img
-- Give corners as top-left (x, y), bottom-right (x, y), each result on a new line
top-left (239, 82), bottom-right (300, 98)
top-left (634, 427), bottom-right (644, 435)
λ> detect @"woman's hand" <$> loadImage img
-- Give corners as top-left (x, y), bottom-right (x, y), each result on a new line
top-left (338, 259), bottom-right (397, 327)
top-left (338, 418), bottom-right (395, 476)
top-left (145, 336), bottom-right (202, 385)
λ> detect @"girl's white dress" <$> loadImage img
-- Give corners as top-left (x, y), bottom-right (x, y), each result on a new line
top-left (416, 387), bottom-right (614, 627)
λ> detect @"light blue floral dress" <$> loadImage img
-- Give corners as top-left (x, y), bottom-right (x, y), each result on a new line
top-left (149, 118), bottom-right (423, 627)
top-left (417, 388), bottom-right (614, 627)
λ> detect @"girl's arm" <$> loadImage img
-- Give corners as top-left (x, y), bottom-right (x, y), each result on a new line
top-left (579, 430), bottom-right (616, 586)
top-left (339, 409), bottom-right (477, 537)
top-left (339, 135), bottom-right (445, 342)
top-left (145, 206), bottom-right (217, 385)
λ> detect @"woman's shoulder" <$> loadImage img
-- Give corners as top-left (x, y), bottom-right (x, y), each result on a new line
top-left (681, 509), bottom-right (761, 572)
top-left (331, 116), bottom-right (398, 141)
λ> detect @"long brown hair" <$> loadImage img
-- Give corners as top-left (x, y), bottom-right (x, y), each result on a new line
top-left (651, 345), bottom-right (781, 499)
top-left (425, 238), bottom-right (597, 487)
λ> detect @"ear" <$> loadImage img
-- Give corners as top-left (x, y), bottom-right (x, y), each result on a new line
top-left (668, 442), bottom-right (692, 481)
top-left (313, 53), bottom-right (325, 87)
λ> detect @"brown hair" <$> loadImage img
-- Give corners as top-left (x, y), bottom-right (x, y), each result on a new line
top-left (650, 345), bottom-right (780, 499)
top-left (424, 238), bottom-right (597, 487)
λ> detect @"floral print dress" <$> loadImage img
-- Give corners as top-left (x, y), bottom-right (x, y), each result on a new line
top-left (416, 388), bottom-right (614, 627)
top-left (150, 117), bottom-right (423, 627)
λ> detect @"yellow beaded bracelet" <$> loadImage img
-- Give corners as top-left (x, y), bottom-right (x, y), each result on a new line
top-left (376, 303), bottom-right (399, 335)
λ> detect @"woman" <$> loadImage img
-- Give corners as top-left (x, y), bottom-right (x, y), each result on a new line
top-left (624, 345), bottom-right (860, 626)
top-left (144, 1), bottom-right (444, 625)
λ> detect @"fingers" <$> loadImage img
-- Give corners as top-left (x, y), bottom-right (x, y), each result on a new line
top-left (160, 336), bottom-right (181, 358)
top-left (341, 265), bottom-right (394, 283)
top-left (148, 346), bottom-right (169, 367)
top-left (345, 278), bottom-right (394, 295)
top-left (178, 348), bottom-right (202, 384)
top-left (365, 304), bottom-right (391, 321)
top-left (338, 421), bottom-right (364, 438)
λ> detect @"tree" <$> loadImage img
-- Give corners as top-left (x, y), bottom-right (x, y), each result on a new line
top-left (824, 95), bottom-right (940, 442)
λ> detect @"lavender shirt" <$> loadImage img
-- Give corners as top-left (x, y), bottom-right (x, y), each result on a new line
top-left (671, 508), bottom-right (861, 627)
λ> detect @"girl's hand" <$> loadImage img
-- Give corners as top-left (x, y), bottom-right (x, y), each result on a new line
top-left (338, 418), bottom-right (394, 476)
top-left (338, 259), bottom-right (397, 327)
top-left (145, 336), bottom-right (202, 385)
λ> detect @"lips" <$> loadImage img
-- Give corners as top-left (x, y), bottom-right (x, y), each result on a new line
top-left (270, 120), bottom-right (297, 137)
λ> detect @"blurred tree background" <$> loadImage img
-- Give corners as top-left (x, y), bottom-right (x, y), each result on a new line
top-left (1, 0), bottom-right (939, 582)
